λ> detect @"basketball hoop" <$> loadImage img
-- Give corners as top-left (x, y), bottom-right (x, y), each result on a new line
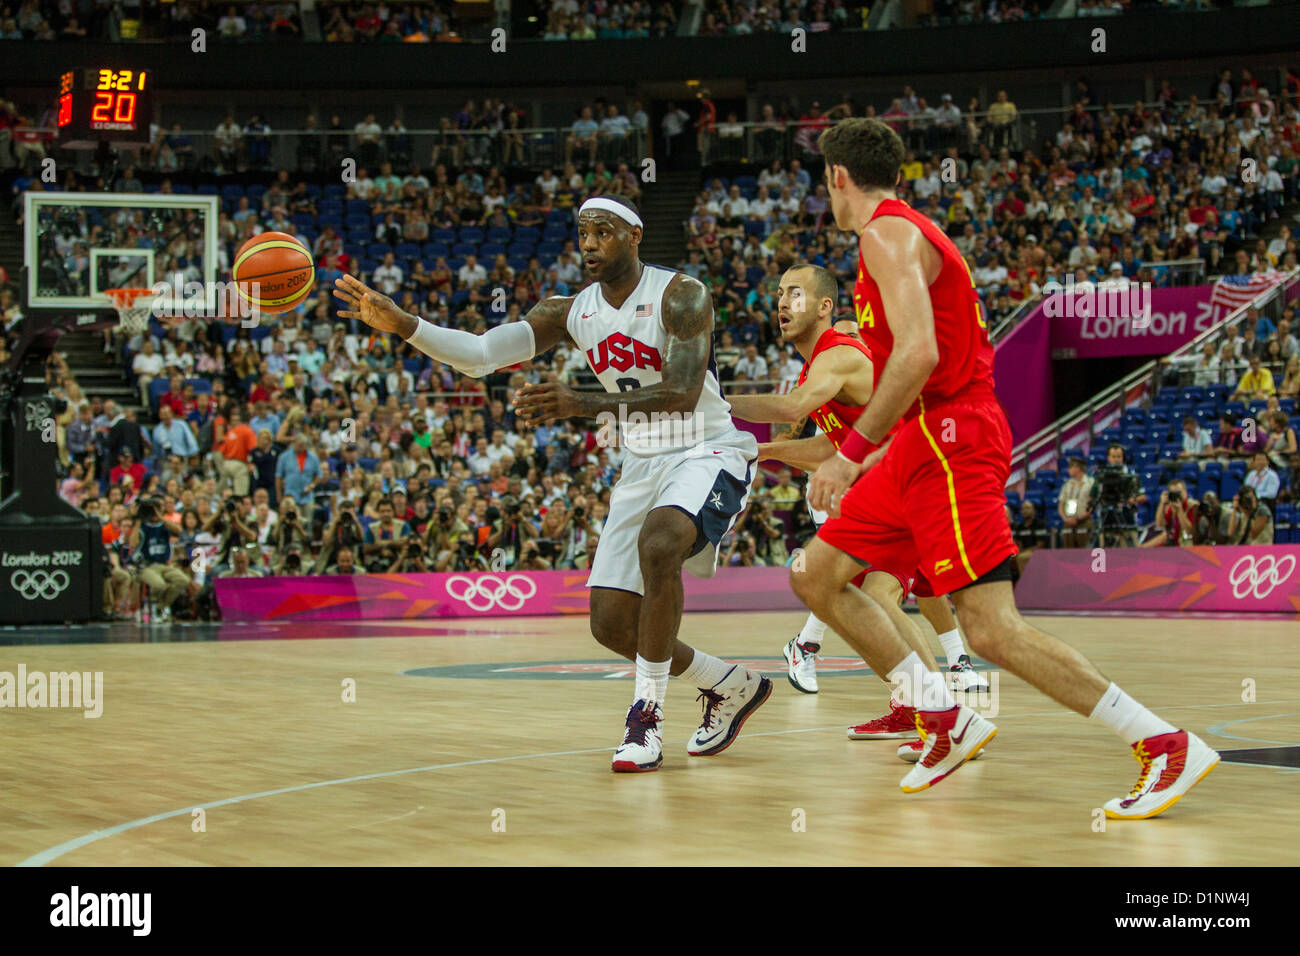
top-left (105, 288), bottom-right (156, 336)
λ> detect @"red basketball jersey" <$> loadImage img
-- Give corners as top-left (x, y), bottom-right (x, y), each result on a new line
top-left (851, 198), bottom-right (996, 419)
top-left (796, 327), bottom-right (879, 451)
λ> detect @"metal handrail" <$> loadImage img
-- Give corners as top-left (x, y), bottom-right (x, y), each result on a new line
top-left (1006, 267), bottom-right (1300, 488)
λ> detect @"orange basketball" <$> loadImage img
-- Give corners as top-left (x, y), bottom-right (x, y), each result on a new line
top-left (232, 231), bottom-right (314, 315)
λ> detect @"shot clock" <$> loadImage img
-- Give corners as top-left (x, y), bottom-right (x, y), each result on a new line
top-left (56, 68), bottom-right (156, 147)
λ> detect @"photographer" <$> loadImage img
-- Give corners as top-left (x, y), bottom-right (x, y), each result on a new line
top-left (388, 535), bottom-right (431, 573)
top-left (208, 496), bottom-right (259, 573)
top-left (363, 497), bottom-right (409, 571)
top-left (128, 497), bottom-right (189, 623)
top-left (726, 532), bottom-right (763, 567)
top-left (558, 500), bottom-right (593, 569)
top-left (440, 532), bottom-right (492, 572)
top-left (327, 546), bottom-right (363, 575)
top-left (1226, 486), bottom-right (1275, 545)
top-left (517, 538), bottom-right (553, 571)
top-left (427, 502), bottom-right (472, 570)
top-left (1142, 479), bottom-right (1198, 548)
top-left (742, 499), bottom-right (788, 565)
top-left (315, 498), bottom-right (366, 573)
top-left (573, 532), bottom-right (600, 571)
top-left (486, 495), bottom-right (535, 568)
top-left (270, 500), bottom-right (314, 575)
top-left (1194, 491), bottom-right (1231, 545)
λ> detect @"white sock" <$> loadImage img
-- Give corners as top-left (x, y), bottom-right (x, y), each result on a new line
top-left (1089, 683), bottom-right (1178, 745)
top-left (886, 652), bottom-right (956, 711)
top-left (634, 655), bottom-right (670, 706)
top-left (797, 613), bottom-right (827, 649)
top-left (678, 649), bottom-right (735, 689)
top-left (936, 628), bottom-right (965, 667)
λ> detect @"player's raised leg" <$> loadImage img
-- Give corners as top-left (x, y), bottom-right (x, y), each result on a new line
top-left (950, 578), bottom-right (1220, 818)
top-left (916, 594), bottom-right (989, 692)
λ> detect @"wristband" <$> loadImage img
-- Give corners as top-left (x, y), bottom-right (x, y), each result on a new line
top-left (837, 428), bottom-right (875, 464)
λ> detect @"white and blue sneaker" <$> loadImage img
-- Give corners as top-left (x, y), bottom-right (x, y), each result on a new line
top-left (687, 666), bottom-right (772, 756)
top-left (782, 637), bottom-right (819, 694)
top-left (949, 655), bottom-right (990, 693)
top-left (612, 700), bottom-right (664, 773)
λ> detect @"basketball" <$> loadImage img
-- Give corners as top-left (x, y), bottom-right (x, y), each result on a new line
top-left (232, 231), bottom-right (314, 315)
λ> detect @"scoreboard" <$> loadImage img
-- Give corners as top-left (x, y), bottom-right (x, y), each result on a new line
top-left (56, 68), bottom-right (155, 146)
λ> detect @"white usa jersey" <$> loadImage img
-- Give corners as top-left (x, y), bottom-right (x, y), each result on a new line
top-left (565, 264), bottom-right (738, 457)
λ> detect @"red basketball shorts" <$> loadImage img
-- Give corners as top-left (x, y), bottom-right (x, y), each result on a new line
top-left (818, 394), bottom-right (1018, 597)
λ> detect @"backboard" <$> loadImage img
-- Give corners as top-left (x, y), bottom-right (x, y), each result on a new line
top-left (24, 191), bottom-right (221, 316)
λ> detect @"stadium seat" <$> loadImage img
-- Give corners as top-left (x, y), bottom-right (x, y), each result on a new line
top-left (1221, 475), bottom-right (1241, 501)
top-left (246, 185), bottom-right (267, 203)
top-left (1279, 398), bottom-right (1296, 414)
top-left (346, 229), bottom-right (370, 245)
top-left (196, 184), bottom-right (219, 196)
top-left (479, 242), bottom-right (506, 259)
top-left (542, 225), bottom-right (568, 243)
top-left (545, 211), bottom-right (571, 226)
top-left (1223, 401), bottom-right (1246, 418)
top-left (318, 200), bottom-right (343, 218)
top-left (1005, 491), bottom-right (1021, 508)
top-left (358, 258), bottom-right (377, 274)
top-left (394, 243), bottom-right (421, 261)
top-left (1123, 408), bottom-right (1147, 425)
top-left (1275, 503), bottom-right (1295, 543)
top-left (1179, 386), bottom-right (1206, 404)
top-left (452, 242), bottom-right (477, 257)
top-left (345, 199), bottom-right (371, 216)
top-left (345, 214), bottom-right (370, 232)
top-left (537, 241), bottom-right (562, 260)
top-left (402, 358), bottom-right (424, 374)
top-left (185, 378), bottom-right (213, 394)
top-left (148, 378), bottom-right (169, 412)
top-left (508, 242), bottom-right (535, 257)
top-left (1227, 459), bottom-right (1248, 478)
top-left (486, 227), bottom-right (512, 244)
top-left (221, 185), bottom-right (245, 203)
top-left (447, 257), bottom-right (465, 273)
top-left (506, 256), bottom-right (528, 273)
top-left (514, 226), bottom-right (540, 244)
top-left (1155, 388), bottom-right (1179, 406)
top-left (369, 242), bottom-right (392, 259)
top-left (317, 214), bottom-right (343, 230)
top-left (432, 228), bottom-right (457, 244)
top-left (323, 185), bottom-right (346, 201)
top-left (171, 184), bottom-right (194, 194)
top-left (343, 243), bottom-right (366, 260)
top-left (458, 227), bottom-right (485, 244)
top-left (358, 457), bottom-right (379, 472)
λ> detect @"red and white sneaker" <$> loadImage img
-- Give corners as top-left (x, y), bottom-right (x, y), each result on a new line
top-left (898, 736), bottom-right (984, 763)
top-left (611, 700), bottom-right (663, 773)
top-left (899, 705), bottom-right (997, 792)
top-left (847, 698), bottom-right (917, 740)
top-left (1103, 730), bottom-right (1220, 820)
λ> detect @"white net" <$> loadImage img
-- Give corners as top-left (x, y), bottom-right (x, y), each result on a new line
top-left (107, 290), bottom-right (154, 336)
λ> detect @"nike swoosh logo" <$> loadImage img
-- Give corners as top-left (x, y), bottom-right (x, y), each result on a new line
top-left (712, 450), bottom-right (722, 455)
top-left (581, 311), bottom-right (596, 319)
top-left (950, 713), bottom-right (974, 745)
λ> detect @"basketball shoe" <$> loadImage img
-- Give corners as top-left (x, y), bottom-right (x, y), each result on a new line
top-left (899, 705), bottom-right (998, 792)
top-left (1103, 730), bottom-right (1220, 820)
top-left (687, 666), bottom-right (772, 756)
top-left (611, 700), bottom-right (663, 773)
top-left (948, 655), bottom-right (990, 693)
top-left (782, 637), bottom-right (819, 694)
top-left (897, 730), bottom-right (985, 763)
top-left (847, 698), bottom-right (917, 740)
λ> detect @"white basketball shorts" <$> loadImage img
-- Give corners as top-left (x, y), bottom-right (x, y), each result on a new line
top-left (585, 428), bottom-right (759, 596)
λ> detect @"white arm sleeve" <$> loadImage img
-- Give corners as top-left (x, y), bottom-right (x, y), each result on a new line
top-left (405, 317), bottom-right (537, 379)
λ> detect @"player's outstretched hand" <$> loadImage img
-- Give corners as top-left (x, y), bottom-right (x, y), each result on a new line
top-left (514, 381), bottom-right (584, 425)
top-left (332, 274), bottom-right (417, 337)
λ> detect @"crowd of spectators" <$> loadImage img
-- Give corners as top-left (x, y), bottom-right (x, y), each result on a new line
top-left (689, 70), bottom-right (1300, 336)
top-left (6, 66), bottom-right (1300, 623)
top-left (538, 0), bottom-right (679, 39)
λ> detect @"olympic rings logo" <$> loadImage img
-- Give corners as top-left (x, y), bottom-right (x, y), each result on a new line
top-left (10, 570), bottom-right (71, 601)
top-left (1227, 554), bottom-right (1296, 600)
top-left (444, 574), bottom-right (539, 612)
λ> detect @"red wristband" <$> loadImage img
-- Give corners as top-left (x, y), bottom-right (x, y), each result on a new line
top-left (837, 428), bottom-right (874, 464)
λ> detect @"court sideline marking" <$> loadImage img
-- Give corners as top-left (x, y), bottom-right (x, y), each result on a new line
top-left (16, 699), bottom-right (1298, 867)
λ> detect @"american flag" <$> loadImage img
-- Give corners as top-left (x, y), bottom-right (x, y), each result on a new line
top-left (1209, 269), bottom-right (1285, 313)
top-left (635, 303), bottom-right (653, 318)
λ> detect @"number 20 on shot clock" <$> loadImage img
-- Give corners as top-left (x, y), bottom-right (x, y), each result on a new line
top-left (56, 68), bottom-right (155, 146)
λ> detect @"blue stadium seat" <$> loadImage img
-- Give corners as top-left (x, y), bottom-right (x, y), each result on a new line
top-left (1280, 398), bottom-right (1296, 414)
top-left (544, 211), bottom-right (571, 226)
top-left (1275, 503), bottom-right (1294, 543)
top-left (450, 290), bottom-right (470, 308)
top-left (358, 258), bottom-right (377, 274)
top-left (402, 357), bottom-right (424, 374)
top-left (536, 241), bottom-right (562, 260)
top-left (318, 199), bottom-right (343, 218)
top-left (346, 229), bottom-right (370, 245)
top-left (1155, 388), bottom-right (1179, 406)
top-left (508, 242), bottom-right (535, 257)
top-left (345, 214), bottom-right (370, 232)
top-left (317, 214), bottom-right (343, 230)
top-left (323, 185), bottom-right (346, 201)
top-left (486, 227), bottom-right (512, 244)
top-left (447, 258), bottom-right (465, 273)
top-left (171, 184), bottom-right (194, 194)
top-left (291, 213), bottom-right (315, 231)
top-left (542, 225), bottom-right (568, 243)
top-left (343, 243), bottom-right (366, 260)
top-left (1221, 475), bottom-right (1241, 501)
top-left (452, 242), bottom-right (477, 257)
top-left (514, 226), bottom-right (541, 244)
top-left (246, 185), bottom-right (267, 203)
top-left (1123, 408), bottom-right (1147, 425)
top-left (221, 185), bottom-right (245, 203)
top-left (458, 227), bottom-right (485, 244)
top-left (345, 199), bottom-right (371, 216)
top-left (479, 242), bottom-right (506, 259)
top-left (506, 256), bottom-right (528, 273)
top-left (196, 184), bottom-right (219, 196)
top-left (1179, 386), bottom-right (1206, 404)
top-left (394, 243), bottom-right (421, 261)
top-left (1205, 384), bottom-right (1231, 403)
top-left (1223, 401), bottom-right (1246, 418)
top-left (358, 457), bottom-right (379, 471)
top-left (369, 242), bottom-right (392, 259)
top-left (432, 228), bottom-right (457, 244)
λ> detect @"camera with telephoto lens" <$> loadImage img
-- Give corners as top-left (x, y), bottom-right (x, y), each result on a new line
top-left (285, 551), bottom-right (302, 572)
top-left (1168, 489), bottom-right (1182, 503)
top-left (1093, 463), bottom-right (1139, 506)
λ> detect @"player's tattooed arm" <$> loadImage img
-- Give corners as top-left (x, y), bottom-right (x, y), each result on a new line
top-left (775, 413), bottom-right (810, 443)
top-left (576, 273), bottom-right (713, 417)
top-left (525, 295), bottom-right (578, 353)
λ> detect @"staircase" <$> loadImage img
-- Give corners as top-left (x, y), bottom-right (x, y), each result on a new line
top-left (639, 169), bottom-right (700, 268)
top-left (0, 202), bottom-right (143, 418)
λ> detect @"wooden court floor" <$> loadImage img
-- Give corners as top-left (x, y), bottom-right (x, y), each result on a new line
top-left (2, 612), bottom-right (1298, 866)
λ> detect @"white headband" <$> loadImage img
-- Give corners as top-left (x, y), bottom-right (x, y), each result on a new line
top-left (579, 197), bottom-right (643, 229)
